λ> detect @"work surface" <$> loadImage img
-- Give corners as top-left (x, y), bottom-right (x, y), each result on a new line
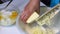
top-left (0, 25), bottom-right (26, 34)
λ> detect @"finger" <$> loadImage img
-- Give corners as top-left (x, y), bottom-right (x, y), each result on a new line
top-left (20, 11), bottom-right (26, 20)
top-left (21, 12), bottom-right (28, 23)
top-left (23, 11), bottom-right (32, 23)
top-left (23, 14), bottom-right (29, 23)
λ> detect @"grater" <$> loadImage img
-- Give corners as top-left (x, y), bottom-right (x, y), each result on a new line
top-left (36, 4), bottom-right (60, 26)
top-left (27, 4), bottom-right (60, 26)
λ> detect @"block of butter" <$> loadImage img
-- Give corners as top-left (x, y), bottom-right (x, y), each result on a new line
top-left (26, 12), bottom-right (39, 23)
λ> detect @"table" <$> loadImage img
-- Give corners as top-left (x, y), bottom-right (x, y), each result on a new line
top-left (0, 25), bottom-right (26, 34)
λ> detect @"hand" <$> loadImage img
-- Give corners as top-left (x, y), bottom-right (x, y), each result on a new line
top-left (20, 0), bottom-right (40, 23)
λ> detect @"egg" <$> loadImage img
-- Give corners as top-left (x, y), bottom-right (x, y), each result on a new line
top-left (0, 10), bottom-right (18, 26)
top-left (9, 11), bottom-right (18, 20)
top-left (0, 16), bottom-right (3, 21)
top-left (0, 11), bottom-right (3, 20)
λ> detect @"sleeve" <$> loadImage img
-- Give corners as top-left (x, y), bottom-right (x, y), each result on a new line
top-left (41, 0), bottom-right (59, 7)
top-left (50, 0), bottom-right (59, 7)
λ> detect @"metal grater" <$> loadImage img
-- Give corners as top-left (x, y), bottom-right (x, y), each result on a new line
top-left (35, 4), bottom-right (60, 26)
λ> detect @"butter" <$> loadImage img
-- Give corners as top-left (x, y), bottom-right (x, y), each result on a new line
top-left (26, 12), bottom-right (39, 23)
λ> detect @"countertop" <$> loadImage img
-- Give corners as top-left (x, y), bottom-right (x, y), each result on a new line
top-left (0, 25), bottom-right (26, 34)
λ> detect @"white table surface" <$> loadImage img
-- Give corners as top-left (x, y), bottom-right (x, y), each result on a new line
top-left (0, 25), bottom-right (26, 34)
